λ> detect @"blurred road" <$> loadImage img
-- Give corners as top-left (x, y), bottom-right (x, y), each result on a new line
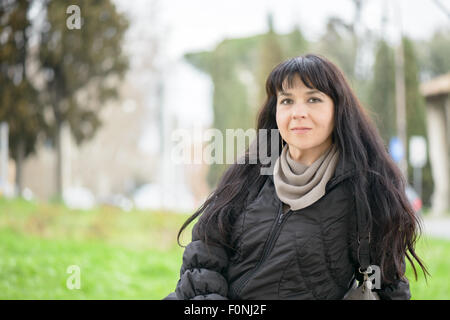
top-left (421, 215), bottom-right (450, 240)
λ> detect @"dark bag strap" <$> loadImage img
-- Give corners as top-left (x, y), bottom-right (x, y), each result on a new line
top-left (354, 195), bottom-right (371, 272)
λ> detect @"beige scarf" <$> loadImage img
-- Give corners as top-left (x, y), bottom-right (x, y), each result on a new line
top-left (273, 143), bottom-right (340, 213)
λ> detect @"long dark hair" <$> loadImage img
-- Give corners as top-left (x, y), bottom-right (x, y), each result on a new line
top-left (177, 54), bottom-right (429, 285)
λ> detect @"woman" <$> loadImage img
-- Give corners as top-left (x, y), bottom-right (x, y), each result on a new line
top-left (166, 54), bottom-right (429, 300)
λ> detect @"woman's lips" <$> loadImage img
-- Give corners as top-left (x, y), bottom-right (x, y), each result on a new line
top-left (291, 128), bottom-right (312, 134)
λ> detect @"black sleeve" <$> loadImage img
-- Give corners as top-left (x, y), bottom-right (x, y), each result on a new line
top-left (172, 221), bottom-right (230, 300)
top-left (375, 277), bottom-right (411, 300)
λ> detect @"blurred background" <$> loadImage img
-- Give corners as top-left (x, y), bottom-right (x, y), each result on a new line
top-left (0, 0), bottom-right (449, 299)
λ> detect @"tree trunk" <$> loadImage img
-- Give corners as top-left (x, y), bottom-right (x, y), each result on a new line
top-left (55, 119), bottom-right (63, 201)
top-left (52, 81), bottom-right (64, 202)
top-left (15, 137), bottom-right (25, 197)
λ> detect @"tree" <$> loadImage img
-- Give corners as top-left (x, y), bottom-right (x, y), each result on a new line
top-left (255, 13), bottom-right (284, 107)
top-left (0, 0), bottom-right (44, 196)
top-left (38, 0), bottom-right (129, 198)
top-left (314, 17), bottom-right (357, 82)
top-left (403, 36), bottom-right (433, 206)
top-left (279, 25), bottom-right (308, 60)
top-left (368, 36), bottom-right (434, 206)
top-left (404, 37), bottom-right (426, 140)
top-left (416, 28), bottom-right (450, 79)
top-left (186, 40), bottom-right (255, 188)
top-left (367, 39), bottom-right (396, 144)
top-left (312, 0), bottom-right (374, 105)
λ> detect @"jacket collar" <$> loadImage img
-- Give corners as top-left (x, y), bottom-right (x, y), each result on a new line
top-left (325, 153), bottom-right (356, 191)
top-left (266, 151), bottom-right (356, 191)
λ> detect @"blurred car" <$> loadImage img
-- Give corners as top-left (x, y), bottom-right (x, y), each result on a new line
top-left (405, 184), bottom-right (422, 215)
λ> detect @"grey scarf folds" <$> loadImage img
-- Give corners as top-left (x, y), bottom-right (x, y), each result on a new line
top-left (273, 143), bottom-right (340, 213)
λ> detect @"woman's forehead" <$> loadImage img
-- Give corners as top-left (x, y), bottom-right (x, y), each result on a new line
top-left (278, 74), bottom-right (315, 93)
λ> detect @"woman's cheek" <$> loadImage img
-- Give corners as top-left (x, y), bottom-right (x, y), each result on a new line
top-left (283, 117), bottom-right (292, 138)
top-left (277, 112), bottom-right (288, 135)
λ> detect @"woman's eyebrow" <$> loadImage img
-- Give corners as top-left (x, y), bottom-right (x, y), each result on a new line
top-left (278, 91), bottom-right (293, 97)
top-left (305, 89), bottom-right (324, 96)
top-left (278, 89), bottom-right (324, 97)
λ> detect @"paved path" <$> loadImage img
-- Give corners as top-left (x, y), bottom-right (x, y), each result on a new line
top-left (421, 215), bottom-right (450, 240)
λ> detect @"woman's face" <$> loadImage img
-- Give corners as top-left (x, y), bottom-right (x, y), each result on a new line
top-left (275, 74), bottom-right (335, 162)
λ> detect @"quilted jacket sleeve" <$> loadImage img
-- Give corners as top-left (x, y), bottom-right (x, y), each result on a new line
top-left (169, 220), bottom-right (230, 300)
top-left (375, 277), bottom-right (411, 300)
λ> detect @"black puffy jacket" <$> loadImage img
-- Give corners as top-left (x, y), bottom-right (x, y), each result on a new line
top-left (167, 157), bottom-right (411, 300)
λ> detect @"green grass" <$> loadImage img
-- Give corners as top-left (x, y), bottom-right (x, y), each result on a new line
top-left (0, 197), bottom-right (449, 299)
top-left (405, 236), bottom-right (450, 299)
top-left (0, 197), bottom-right (193, 299)
top-left (0, 228), bottom-right (183, 299)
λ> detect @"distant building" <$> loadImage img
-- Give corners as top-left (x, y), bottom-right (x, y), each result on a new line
top-left (421, 72), bottom-right (450, 216)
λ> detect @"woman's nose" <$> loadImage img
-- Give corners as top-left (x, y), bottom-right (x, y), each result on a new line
top-left (292, 103), bottom-right (308, 118)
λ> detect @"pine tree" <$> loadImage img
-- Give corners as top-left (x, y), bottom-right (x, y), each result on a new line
top-left (367, 39), bottom-right (396, 144)
top-left (403, 36), bottom-right (433, 206)
top-left (424, 29), bottom-right (450, 78)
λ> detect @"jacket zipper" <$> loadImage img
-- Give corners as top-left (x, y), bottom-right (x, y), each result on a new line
top-left (229, 171), bottom-right (355, 298)
top-left (231, 203), bottom-right (292, 297)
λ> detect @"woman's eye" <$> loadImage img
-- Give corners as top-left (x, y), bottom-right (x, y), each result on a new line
top-left (280, 99), bottom-right (292, 105)
top-left (308, 97), bottom-right (322, 103)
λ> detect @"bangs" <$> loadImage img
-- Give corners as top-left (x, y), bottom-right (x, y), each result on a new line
top-left (268, 55), bottom-right (336, 100)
